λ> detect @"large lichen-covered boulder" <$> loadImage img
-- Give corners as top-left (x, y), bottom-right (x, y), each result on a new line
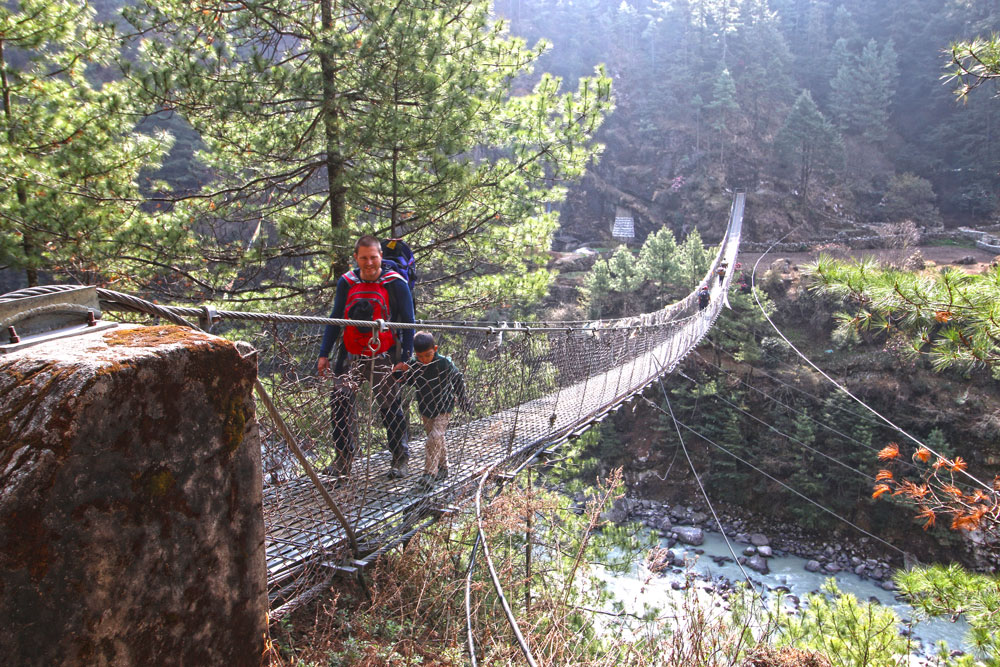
top-left (0, 324), bottom-right (266, 666)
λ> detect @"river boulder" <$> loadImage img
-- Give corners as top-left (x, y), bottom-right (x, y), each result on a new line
top-left (745, 555), bottom-right (770, 574)
top-left (601, 497), bottom-right (629, 524)
top-left (805, 560), bottom-right (822, 573)
top-left (749, 533), bottom-right (770, 547)
top-left (673, 526), bottom-right (704, 546)
top-left (739, 554), bottom-right (771, 574)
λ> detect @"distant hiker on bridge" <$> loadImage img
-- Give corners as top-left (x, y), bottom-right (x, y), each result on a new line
top-left (398, 331), bottom-right (473, 491)
top-left (317, 235), bottom-right (415, 481)
top-left (716, 261), bottom-right (727, 285)
top-left (698, 285), bottom-right (711, 311)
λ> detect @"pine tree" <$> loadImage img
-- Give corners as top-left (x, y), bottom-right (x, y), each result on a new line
top-left (607, 245), bottom-right (643, 295)
top-left (637, 226), bottom-right (682, 290)
top-left (830, 5), bottom-right (860, 48)
top-left (730, 3), bottom-right (795, 143)
top-left (825, 37), bottom-right (854, 109)
top-left (925, 98), bottom-right (999, 215)
top-left (947, 35), bottom-right (1000, 99)
top-left (678, 228), bottom-right (710, 290)
top-left (895, 563), bottom-right (1000, 660)
top-left (828, 38), bottom-right (897, 142)
top-left (774, 89), bottom-right (842, 204)
top-left (787, 0), bottom-right (831, 94)
top-left (705, 66), bottom-right (741, 166)
top-left (0, 0), bottom-right (171, 288)
top-left (582, 259), bottom-right (612, 319)
top-left (806, 255), bottom-right (1000, 376)
top-left (122, 0), bottom-right (612, 308)
top-left (777, 580), bottom-right (911, 666)
top-left (611, 1), bottom-right (639, 70)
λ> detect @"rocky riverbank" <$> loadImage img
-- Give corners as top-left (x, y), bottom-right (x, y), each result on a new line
top-left (598, 495), bottom-right (902, 591)
top-left (589, 493), bottom-right (981, 664)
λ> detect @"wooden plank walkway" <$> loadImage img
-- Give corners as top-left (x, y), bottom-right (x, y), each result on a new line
top-left (263, 195), bottom-right (744, 602)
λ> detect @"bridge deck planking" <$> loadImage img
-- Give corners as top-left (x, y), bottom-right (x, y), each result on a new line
top-left (262, 195), bottom-right (744, 599)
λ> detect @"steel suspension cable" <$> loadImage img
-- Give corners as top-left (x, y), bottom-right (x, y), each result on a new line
top-left (702, 355), bottom-right (889, 430)
top-left (749, 239), bottom-right (995, 493)
top-left (675, 372), bottom-right (876, 482)
top-left (695, 355), bottom-right (906, 455)
top-left (2, 195), bottom-right (748, 621)
top-left (691, 357), bottom-right (923, 475)
top-left (650, 363), bottom-right (757, 593)
top-left (663, 413), bottom-right (907, 557)
top-left (474, 468), bottom-right (538, 667)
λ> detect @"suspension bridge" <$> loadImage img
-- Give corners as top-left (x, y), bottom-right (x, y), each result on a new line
top-left (2, 192), bottom-right (744, 614)
top-left (255, 191), bottom-right (743, 609)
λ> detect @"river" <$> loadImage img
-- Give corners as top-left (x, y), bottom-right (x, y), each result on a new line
top-left (595, 530), bottom-right (976, 662)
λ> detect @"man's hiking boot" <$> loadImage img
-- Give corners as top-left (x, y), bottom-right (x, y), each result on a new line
top-left (324, 457), bottom-right (352, 481)
top-left (387, 457), bottom-right (409, 479)
top-left (414, 474), bottom-right (436, 492)
top-left (435, 466), bottom-right (449, 481)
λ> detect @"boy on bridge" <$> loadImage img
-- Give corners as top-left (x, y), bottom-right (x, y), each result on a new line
top-left (397, 331), bottom-right (473, 491)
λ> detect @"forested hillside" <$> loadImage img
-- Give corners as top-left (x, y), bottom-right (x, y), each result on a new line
top-left (4, 0), bottom-right (997, 307)
top-left (499, 0), bottom-right (999, 246)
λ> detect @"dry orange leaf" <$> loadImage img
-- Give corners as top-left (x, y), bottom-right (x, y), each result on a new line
top-left (872, 484), bottom-right (891, 499)
top-left (877, 443), bottom-right (900, 461)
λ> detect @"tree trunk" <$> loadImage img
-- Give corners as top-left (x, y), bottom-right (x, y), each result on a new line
top-left (22, 231), bottom-right (37, 287)
top-left (390, 73), bottom-right (401, 238)
top-left (1, 39), bottom-right (37, 287)
top-left (319, 0), bottom-right (348, 272)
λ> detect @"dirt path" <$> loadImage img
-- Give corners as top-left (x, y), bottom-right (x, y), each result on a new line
top-left (736, 244), bottom-right (998, 274)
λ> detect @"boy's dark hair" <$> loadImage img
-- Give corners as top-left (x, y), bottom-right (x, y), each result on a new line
top-left (413, 331), bottom-right (436, 353)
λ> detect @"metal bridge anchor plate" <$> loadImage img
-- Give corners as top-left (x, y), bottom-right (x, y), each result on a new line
top-left (0, 285), bottom-right (116, 354)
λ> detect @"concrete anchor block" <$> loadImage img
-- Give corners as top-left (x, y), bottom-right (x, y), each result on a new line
top-left (1, 324), bottom-right (266, 666)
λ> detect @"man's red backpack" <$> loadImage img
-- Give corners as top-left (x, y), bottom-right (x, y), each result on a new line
top-left (342, 270), bottom-right (402, 356)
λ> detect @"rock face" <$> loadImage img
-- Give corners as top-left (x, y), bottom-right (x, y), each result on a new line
top-left (0, 324), bottom-right (266, 666)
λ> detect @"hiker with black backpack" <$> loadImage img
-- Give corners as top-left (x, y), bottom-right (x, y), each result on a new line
top-left (698, 285), bottom-right (711, 311)
top-left (317, 235), bottom-right (416, 481)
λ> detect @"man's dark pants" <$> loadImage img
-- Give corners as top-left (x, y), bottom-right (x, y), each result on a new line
top-left (330, 354), bottom-right (409, 468)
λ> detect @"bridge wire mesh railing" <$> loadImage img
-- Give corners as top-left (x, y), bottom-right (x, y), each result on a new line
top-left (0, 194), bottom-right (744, 614)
